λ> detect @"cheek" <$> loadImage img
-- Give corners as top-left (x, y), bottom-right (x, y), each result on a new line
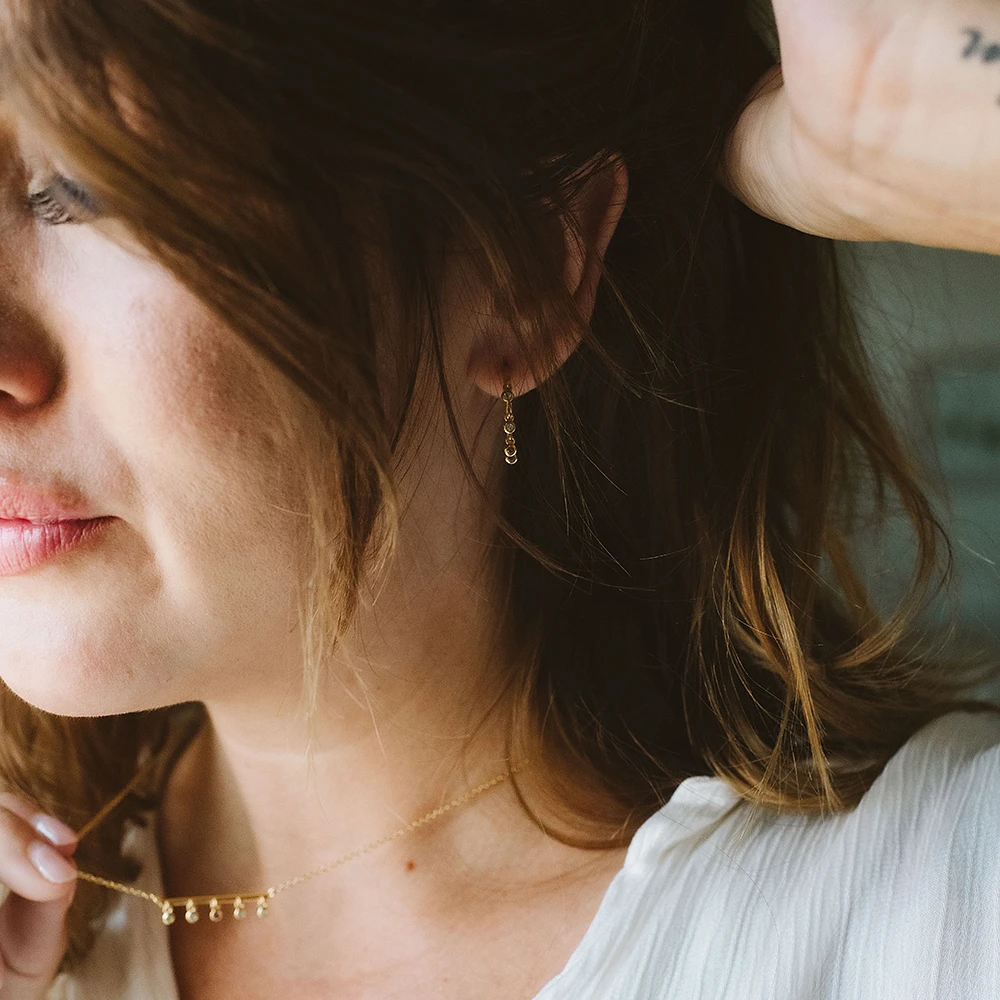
top-left (92, 274), bottom-right (281, 468)
top-left (0, 243), bottom-right (311, 714)
top-left (103, 284), bottom-right (307, 663)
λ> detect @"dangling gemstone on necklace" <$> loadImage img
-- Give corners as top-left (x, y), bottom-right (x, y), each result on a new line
top-left (209, 898), bottom-right (223, 922)
top-left (256, 895), bottom-right (268, 917)
top-left (232, 896), bottom-right (246, 919)
top-left (184, 900), bottom-right (199, 923)
top-left (161, 902), bottom-right (176, 926)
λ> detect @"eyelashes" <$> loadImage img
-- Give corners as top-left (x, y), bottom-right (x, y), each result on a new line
top-left (25, 174), bottom-right (102, 226)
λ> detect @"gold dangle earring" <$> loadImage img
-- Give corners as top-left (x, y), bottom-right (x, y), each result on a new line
top-left (502, 379), bottom-right (518, 465)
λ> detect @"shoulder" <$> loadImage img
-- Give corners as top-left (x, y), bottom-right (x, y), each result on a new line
top-left (807, 708), bottom-right (1000, 997)
top-left (716, 708), bottom-right (1000, 998)
top-left (717, 708), bottom-right (1000, 853)
top-left (543, 708), bottom-right (1000, 1000)
top-left (881, 707), bottom-right (1000, 784)
top-left (861, 707), bottom-right (1000, 891)
top-left (725, 708), bottom-right (1000, 908)
top-left (852, 708), bottom-right (1000, 861)
top-left (640, 707), bottom-right (1000, 868)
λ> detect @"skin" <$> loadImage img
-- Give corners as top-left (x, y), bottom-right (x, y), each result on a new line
top-left (3, 0), bottom-right (1000, 994)
top-left (724, 0), bottom-right (1000, 253)
top-left (0, 109), bottom-right (633, 999)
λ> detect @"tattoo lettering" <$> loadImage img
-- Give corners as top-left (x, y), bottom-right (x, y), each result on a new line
top-left (963, 27), bottom-right (1000, 62)
top-left (961, 28), bottom-right (1000, 103)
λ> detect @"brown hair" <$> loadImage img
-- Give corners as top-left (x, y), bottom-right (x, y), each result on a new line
top-left (0, 0), bottom-right (997, 971)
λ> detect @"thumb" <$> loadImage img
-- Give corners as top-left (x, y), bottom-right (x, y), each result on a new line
top-left (0, 881), bottom-right (75, 997)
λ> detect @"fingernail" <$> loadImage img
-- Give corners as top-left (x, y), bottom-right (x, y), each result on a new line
top-left (28, 840), bottom-right (77, 883)
top-left (30, 814), bottom-right (78, 847)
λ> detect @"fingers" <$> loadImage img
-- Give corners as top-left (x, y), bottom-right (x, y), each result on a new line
top-left (0, 800), bottom-right (77, 903)
top-left (0, 883), bottom-right (75, 995)
top-left (0, 795), bottom-right (77, 855)
top-left (0, 796), bottom-right (78, 998)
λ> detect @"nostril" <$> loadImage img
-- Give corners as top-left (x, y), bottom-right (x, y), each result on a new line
top-left (0, 339), bottom-right (63, 410)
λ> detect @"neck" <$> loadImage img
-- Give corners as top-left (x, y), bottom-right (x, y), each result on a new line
top-left (151, 549), bottom-right (632, 997)
top-left (156, 635), bottom-right (537, 898)
top-left (153, 465), bottom-right (626, 963)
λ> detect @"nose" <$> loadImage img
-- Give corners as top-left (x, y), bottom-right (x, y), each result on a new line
top-left (0, 126), bottom-right (62, 411)
top-left (0, 300), bottom-right (62, 411)
top-left (0, 147), bottom-right (64, 411)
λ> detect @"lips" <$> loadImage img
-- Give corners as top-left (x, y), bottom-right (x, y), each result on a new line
top-left (0, 481), bottom-right (112, 577)
top-left (0, 517), bottom-right (114, 577)
top-left (0, 481), bottom-right (102, 523)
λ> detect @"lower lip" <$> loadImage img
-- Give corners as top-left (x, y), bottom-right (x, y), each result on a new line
top-left (0, 518), bottom-right (114, 577)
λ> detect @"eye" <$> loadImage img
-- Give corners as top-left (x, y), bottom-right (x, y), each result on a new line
top-left (25, 174), bottom-right (102, 226)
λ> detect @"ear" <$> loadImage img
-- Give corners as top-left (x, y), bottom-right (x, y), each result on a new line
top-left (469, 155), bottom-right (629, 399)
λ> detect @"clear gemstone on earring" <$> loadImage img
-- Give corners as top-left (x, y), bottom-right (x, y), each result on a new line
top-left (184, 900), bottom-right (199, 923)
top-left (256, 896), bottom-right (269, 917)
top-left (503, 421), bottom-right (516, 434)
top-left (161, 902), bottom-right (176, 926)
top-left (209, 898), bottom-right (223, 922)
top-left (233, 896), bottom-right (246, 919)
top-left (501, 388), bottom-right (514, 403)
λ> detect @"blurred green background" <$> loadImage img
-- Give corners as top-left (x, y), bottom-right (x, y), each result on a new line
top-left (844, 242), bottom-right (1000, 698)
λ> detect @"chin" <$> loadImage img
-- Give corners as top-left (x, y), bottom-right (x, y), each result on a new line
top-left (0, 656), bottom-right (162, 719)
top-left (0, 617), bottom-right (183, 720)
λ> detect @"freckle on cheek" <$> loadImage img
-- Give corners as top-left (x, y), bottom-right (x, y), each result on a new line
top-left (405, 860), bottom-right (416, 872)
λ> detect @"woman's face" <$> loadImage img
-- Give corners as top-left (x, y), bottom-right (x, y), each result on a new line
top-left (0, 117), bottom-right (309, 717)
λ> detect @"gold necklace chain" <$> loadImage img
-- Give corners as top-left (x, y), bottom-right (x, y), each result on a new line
top-left (74, 755), bottom-right (528, 927)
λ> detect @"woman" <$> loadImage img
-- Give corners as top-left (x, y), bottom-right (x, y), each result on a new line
top-left (0, 0), bottom-right (997, 997)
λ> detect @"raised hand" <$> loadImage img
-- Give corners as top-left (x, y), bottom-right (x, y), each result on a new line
top-left (723, 0), bottom-right (1000, 255)
top-left (0, 793), bottom-right (77, 998)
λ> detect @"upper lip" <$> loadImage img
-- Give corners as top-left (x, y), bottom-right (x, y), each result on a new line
top-left (0, 477), bottom-right (104, 523)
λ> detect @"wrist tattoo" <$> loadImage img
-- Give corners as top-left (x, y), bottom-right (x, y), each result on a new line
top-left (963, 27), bottom-right (1000, 61)
top-left (961, 28), bottom-right (1000, 103)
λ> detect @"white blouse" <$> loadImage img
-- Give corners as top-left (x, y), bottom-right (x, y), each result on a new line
top-left (46, 708), bottom-right (1000, 999)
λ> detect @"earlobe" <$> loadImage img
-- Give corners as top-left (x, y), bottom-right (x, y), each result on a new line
top-left (468, 153), bottom-right (629, 400)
